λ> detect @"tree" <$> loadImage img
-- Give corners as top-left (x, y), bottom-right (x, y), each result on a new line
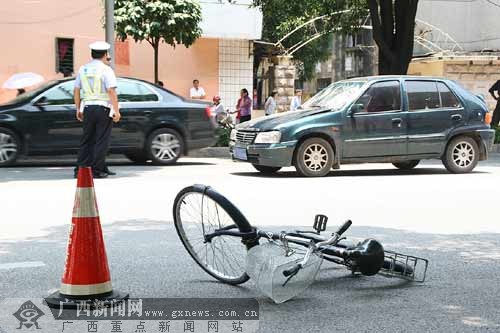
top-left (252, 0), bottom-right (420, 77)
top-left (253, 0), bottom-right (367, 81)
top-left (368, 0), bottom-right (419, 74)
top-left (115, 0), bottom-right (202, 82)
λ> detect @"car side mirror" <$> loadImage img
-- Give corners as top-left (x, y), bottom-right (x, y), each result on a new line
top-left (349, 103), bottom-right (364, 116)
top-left (34, 96), bottom-right (49, 107)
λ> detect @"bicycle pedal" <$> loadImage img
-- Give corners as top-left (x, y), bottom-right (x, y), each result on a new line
top-left (313, 214), bottom-right (328, 233)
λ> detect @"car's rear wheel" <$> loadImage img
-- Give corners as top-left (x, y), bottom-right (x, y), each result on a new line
top-left (252, 164), bottom-right (281, 174)
top-left (442, 136), bottom-right (479, 173)
top-left (0, 128), bottom-right (20, 166)
top-left (393, 160), bottom-right (420, 170)
top-left (147, 128), bottom-right (184, 165)
top-left (294, 137), bottom-right (334, 177)
top-left (125, 151), bottom-right (148, 164)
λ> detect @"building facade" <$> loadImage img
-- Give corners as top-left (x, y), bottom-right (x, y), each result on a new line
top-left (0, 0), bottom-right (262, 107)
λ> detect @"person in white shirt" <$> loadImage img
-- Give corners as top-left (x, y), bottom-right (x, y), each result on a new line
top-left (189, 79), bottom-right (206, 99)
top-left (290, 89), bottom-right (302, 111)
top-left (264, 91), bottom-right (278, 116)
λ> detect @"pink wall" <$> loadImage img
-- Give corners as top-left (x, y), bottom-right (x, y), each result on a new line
top-left (0, 0), bottom-right (104, 103)
top-left (0, 0), bottom-right (219, 103)
top-left (119, 38), bottom-right (219, 99)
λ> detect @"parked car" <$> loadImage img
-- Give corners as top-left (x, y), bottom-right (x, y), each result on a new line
top-left (230, 76), bottom-right (495, 177)
top-left (0, 77), bottom-right (216, 166)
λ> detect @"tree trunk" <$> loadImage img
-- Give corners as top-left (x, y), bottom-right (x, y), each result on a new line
top-left (368, 0), bottom-right (419, 75)
top-left (153, 41), bottom-right (159, 83)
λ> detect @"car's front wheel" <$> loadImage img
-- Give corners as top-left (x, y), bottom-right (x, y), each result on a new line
top-left (393, 160), bottom-right (420, 170)
top-left (147, 128), bottom-right (184, 165)
top-left (0, 128), bottom-right (20, 166)
top-left (294, 137), bottom-right (334, 177)
top-left (442, 136), bottom-right (479, 173)
top-left (252, 164), bottom-right (281, 174)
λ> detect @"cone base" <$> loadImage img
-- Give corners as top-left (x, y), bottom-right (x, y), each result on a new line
top-left (45, 290), bottom-right (129, 309)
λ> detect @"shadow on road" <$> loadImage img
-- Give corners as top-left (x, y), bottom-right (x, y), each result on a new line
top-left (0, 160), bottom-right (216, 182)
top-left (230, 167), bottom-right (489, 178)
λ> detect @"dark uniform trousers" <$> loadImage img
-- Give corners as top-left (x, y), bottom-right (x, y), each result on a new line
top-left (76, 105), bottom-right (113, 174)
top-left (492, 100), bottom-right (500, 128)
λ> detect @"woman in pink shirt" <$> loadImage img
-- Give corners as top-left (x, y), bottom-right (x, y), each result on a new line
top-left (236, 88), bottom-right (252, 123)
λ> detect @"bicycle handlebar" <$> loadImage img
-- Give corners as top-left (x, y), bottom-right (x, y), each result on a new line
top-left (336, 220), bottom-right (352, 236)
top-left (283, 264), bottom-right (302, 277)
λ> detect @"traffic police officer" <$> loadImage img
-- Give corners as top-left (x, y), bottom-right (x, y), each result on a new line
top-left (74, 41), bottom-right (121, 178)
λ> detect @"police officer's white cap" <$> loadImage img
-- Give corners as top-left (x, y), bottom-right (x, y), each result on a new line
top-left (89, 41), bottom-right (111, 51)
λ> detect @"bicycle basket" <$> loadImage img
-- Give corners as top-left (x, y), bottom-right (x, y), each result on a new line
top-left (246, 241), bottom-right (322, 304)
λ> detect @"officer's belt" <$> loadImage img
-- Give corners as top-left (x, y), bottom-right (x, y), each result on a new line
top-left (83, 101), bottom-right (109, 107)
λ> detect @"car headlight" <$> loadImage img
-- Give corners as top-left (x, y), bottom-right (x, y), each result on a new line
top-left (254, 131), bottom-right (281, 144)
top-left (230, 129), bottom-right (236, 141)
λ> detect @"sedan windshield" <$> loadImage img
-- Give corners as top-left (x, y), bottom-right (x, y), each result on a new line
top-left (302, 81), bottom-right (366, 110)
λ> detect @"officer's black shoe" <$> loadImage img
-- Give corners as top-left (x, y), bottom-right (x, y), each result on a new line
top-left (93, 172), bottom-right (109, 179)
top-left (105, 169), bottom-right (116, 176)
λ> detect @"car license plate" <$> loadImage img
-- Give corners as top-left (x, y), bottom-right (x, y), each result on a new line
top-left (234, 147), bottom-right (247, 160)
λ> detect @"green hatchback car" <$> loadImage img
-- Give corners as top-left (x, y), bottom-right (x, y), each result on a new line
top-left (230, 76), bottom-right (495, 177)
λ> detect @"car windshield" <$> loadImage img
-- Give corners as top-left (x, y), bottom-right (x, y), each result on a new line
top-left (0, 80), bottom-right (60, 106)
top-left (302, 81), bottom-right (366, 110)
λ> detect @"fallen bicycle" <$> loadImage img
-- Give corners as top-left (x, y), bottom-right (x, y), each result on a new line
top-left (173, 184), bottom-right (429, 303)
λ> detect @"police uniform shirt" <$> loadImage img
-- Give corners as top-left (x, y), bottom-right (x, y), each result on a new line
top-left (74, 60), bottom-right (117, 106)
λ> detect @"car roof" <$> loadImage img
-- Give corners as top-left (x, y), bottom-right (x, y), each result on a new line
top-left (343, 75), bottom-right (451, 82)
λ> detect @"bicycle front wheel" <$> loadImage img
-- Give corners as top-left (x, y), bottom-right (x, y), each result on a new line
top-left (173, 185), bottom-right (254, 285)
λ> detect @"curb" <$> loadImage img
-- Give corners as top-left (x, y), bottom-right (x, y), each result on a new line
top-left (190, 147), bottom-right (230, 158)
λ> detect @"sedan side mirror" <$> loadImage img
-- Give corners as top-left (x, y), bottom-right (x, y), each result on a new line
top-left (349, 103), bottom-right (364, 116)
top-left (34, 96), bottom-right (50, 107)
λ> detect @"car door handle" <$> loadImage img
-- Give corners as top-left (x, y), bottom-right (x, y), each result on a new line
top-left (143, 110), bottom-right (152, 114)
top-left (451, 114), bottom-right (462, 121)
top-left (392, 118), bottom-right (402, 128)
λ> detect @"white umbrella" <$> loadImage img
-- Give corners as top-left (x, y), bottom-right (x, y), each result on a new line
top-left (2, 72), bottom-right (44, 89)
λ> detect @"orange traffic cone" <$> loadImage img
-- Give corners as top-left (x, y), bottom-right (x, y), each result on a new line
top-left (46, 167), bottom-right (128, 309)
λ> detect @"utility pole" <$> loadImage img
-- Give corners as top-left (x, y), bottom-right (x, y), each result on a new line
top-left (105, 0), bottom-right (115, 69)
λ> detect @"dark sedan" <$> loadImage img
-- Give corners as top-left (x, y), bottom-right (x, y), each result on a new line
top-left (0, 77), bottom-right (216, 166)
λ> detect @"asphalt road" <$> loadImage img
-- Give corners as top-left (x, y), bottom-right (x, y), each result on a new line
top-left (1, 156), bottom-right (500, 332)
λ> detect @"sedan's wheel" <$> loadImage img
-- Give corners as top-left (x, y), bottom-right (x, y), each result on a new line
top-left (442, 136), bottom-right (479, 173)
top-left (393, 160), bottom-right (420, 170)
top-left (252, 164), bottom-right (281, 174)
top-left (147, 128), bottom-right (184, 165)
top-left (294, 137), bottom-right (334, 177)
top-left (0, 128), bottom-right (19, 166)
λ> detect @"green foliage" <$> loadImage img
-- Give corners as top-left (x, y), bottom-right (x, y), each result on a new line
top-left (495, 126), bottom-right (500, 144)
top-left (253, 0), bottom-right (368, 80)
top-left (216, 127), bottom-right (232, 147)
top-left (115, 0), bottom-right (202, 47)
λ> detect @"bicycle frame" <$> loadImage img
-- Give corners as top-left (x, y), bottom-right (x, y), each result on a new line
top-left (203, 224), bottom-right (429, 282)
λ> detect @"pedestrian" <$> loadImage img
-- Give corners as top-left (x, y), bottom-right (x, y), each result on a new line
top-left (290, 89), bottom-right (302, 111)
top-left (236, 88), bottom-right (252, 123)
top-left (156, 81), bottom-right (164, 87)
top-left (488, 80), bottom-right (500, 128)
top-left (74, 41), bottom-right (121, 179)
top-left (264, 91), bottom-right (278, 116)
top-left (212, 95), bottom-right (225, 116)
top-left (190, 79), bottom-right (206, 99)
top-left (253, 88), bottom-right (258, 109)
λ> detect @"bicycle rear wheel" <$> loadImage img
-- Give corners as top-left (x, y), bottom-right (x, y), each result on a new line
top-left (173, 184), bottom-right (255, 285)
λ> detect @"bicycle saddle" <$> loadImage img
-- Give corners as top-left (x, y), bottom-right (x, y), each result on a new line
top-left (347, 239), bottom-right (385, 276)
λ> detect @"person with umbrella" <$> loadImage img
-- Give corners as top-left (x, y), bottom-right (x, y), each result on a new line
top-left (2, 72), bottom-right (44, 97)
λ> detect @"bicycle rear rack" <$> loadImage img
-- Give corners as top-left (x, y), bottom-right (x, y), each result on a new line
top-left (379, 250), bottom-right (429, 283)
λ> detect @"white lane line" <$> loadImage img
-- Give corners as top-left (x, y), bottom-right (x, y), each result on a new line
top-left (0, 261), bottom-right (45, 270)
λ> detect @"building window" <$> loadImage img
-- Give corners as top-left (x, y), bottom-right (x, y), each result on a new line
top-left (56, 38), bottom-right (74, 76)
